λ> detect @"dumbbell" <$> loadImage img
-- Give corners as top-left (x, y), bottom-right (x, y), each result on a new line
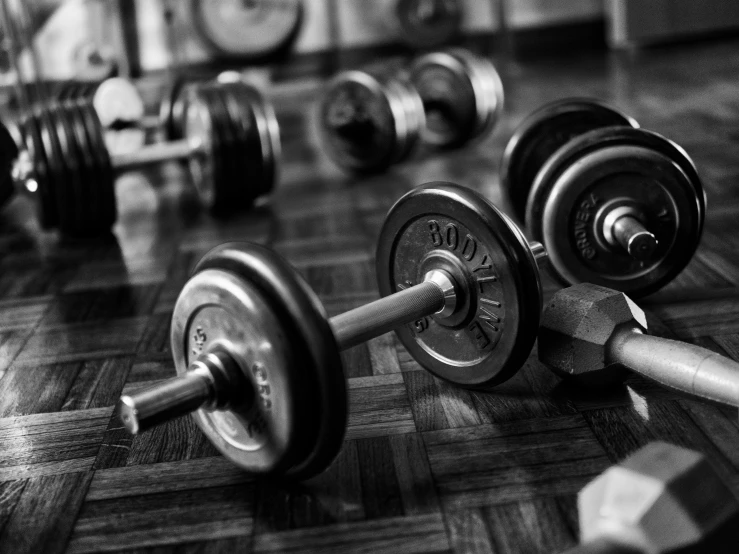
top-left (2, 80), bottom-right (279, 236)
top-left (318, 48), bottom-right (504, 173)
top-left (500, 98), bottom-right (705, 298)
top-left (539, 283), bottom-right (739, 411)
top-left (116, 182), bottom-right (549, 479)
top-left (562, 441), bottom-right (738, 554)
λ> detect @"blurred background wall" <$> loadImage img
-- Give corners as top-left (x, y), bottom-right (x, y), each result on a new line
top-left (4, 0), bottom-right (739, 82)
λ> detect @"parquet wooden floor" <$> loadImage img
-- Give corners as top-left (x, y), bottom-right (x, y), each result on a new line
top-left (1, 39), bottom-right (739, 553)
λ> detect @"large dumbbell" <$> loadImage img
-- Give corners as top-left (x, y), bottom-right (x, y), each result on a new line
top-left (117, 183), bottom-right (548, 478)
top-left (562, 441), bottom-right (738, 554)
top-left (2, 80), bottom-right (279, 236)
top-left (500, 98), bottom-right (705, 298)
top-left (539, 283), bottom-right (739, 410)
top-left (319, 48), bottom-right (504, 173)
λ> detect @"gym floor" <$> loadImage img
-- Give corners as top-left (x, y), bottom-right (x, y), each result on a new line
top-left (1, 38), bottom-right (739, 553)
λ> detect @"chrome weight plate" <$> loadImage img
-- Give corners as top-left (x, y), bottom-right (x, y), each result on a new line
top-left (501, 98), bottom-right (638, 222)
top-left (527, 127), bottom-right (705, 298)
top-left (190, 0), bottom-right (302, 59)
top-left (394, 0), bottom-right (462, 49)
top-left (410, 48), bottom-right (504, 149)
top-left (178, 243), bottom-right (347, 478)
top-left (318, 70), bottom-right (421, 173)
top-left (376, 182), bottom-right (543, 389)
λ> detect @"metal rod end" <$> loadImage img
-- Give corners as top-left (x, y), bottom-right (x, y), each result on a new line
top-left (613, 215), bottom-right (658, 261)
top-left (118, 395), bottom-right (141, 434)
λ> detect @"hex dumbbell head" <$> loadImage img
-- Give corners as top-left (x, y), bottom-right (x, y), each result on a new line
top-left (538, 283), bottom-right (647, 386)
top-left (579, 442), bottom-right (739, 554)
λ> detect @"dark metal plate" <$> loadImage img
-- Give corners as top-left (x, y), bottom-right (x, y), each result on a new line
top-left (19, 111), bottom-right (57, 228)
top-left (178, 243), bottom-right (347, 479)
top-left (500, 98), bottom-right (638, 222)
top-left (376, 182), bottom-right (543, 389)
top-left (0, 120), bottom-right (19, 208)
top-left (527, 127), bottom-right (705, 297)
top-left (318, 70), bottom-right (402, 173)
top-left (79, 99), bottom-right (117, 231)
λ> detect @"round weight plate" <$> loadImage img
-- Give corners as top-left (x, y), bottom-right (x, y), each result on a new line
top-left (0, 120), bottom-right (19, 208)
top-left (219, 83), bottom-right (262, 206)
top-left (500, 98), bottom-right (639, 222)
top-left (394, 0), bottom-right (462, 49)
top-left (448, 48), bottom-right (504, 143)
top-left (376, 182), bottom-right (543, 388)
top-left (386, 76), bottom-right (424, 166)
top-left (93, 77), bottom-right (145, 130)
top-left (48, 102), bottom-right (87, 236)
top-left (159, 77), bottom-right (183, 141)
top-left (176, 243), bottom-right (347, 478)
top-left (409, 49), bottom-right (503, 149)
top-left (237, 83), bottom-right (281, 197)
top-left (204, 84), bottom-right (240, 212)
top-left (36, 105), bottom-right (71, 233)
top-left (185, 86), bottom-right (222, 211)
top-left (66, 99), bottom-right (103, 234)
top-left (79, 99), bottom-right (117, 230)
top-left (160, 77), bottom-right (196, 142)
top-left (528, 127), bottom-right (704, 297)
top-left (190, 0), bottom-right (302, 59)
top-left (318, 71), bottom-right (402, 173)
top-left (215, 85), bottom-right (250, 208)
top-left (19, 112), bottom-right (57, 228)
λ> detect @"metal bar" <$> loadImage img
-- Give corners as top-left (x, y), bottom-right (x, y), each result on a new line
top-left (330, 280), bottom-right (445, 350)
top-left (111, 138), bottom-right (193, 171)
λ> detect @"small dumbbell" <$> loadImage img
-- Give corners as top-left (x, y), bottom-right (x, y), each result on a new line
top-left (318, 48), bottom-right (504, 173)
top-left (539, 283), bottom-right (739, 410)
top-left (500, 98), bottom-right (705, 297)
top-left (3, 80), bottom-right (279, 236)
top-left (561, 441), bottom-right (739, 554)
top-left (117, 182), bottom-right (548, 479)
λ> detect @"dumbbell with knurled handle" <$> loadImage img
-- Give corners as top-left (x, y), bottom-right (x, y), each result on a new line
top-left (0, 80), bottom-right (279, 236)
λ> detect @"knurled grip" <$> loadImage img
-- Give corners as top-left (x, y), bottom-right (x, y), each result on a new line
top-left (330, 280), bottom-right (445, 350)
top-left (610, 330), bottom-right (739, 407)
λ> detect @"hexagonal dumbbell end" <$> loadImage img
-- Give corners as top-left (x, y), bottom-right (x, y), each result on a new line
top-left (562, 442), bottom-right (739, 554)
top-left (539, 283), bottom-right (739, 408)
top-left (539, 283), bottom-right (647, 385)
